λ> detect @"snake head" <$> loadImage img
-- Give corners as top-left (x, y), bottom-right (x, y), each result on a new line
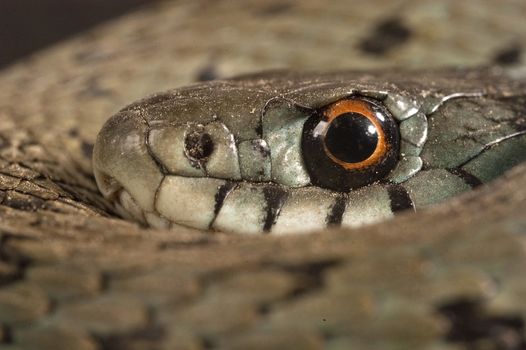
top-left (93, 68), bottom-right (526, 234)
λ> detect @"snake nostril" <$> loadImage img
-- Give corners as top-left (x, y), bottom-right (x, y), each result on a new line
top-left (184, 125), bottom-right (214, 161)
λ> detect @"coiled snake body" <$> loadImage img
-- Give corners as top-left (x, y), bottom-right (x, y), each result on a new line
top-left (1, 1), bottom-right (526, 349)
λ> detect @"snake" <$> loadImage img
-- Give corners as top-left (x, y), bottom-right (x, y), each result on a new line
top-left (93, 68), bottom-right (526, 234)
top-left (1, 1), bottom-right (526, 349)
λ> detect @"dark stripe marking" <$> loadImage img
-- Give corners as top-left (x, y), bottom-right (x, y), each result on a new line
top-left (263, 186), bottom-right (289, 233)
top-left (209, 181), bottom-right (237, 229)
top-left (447, 168), bottom-right (483, 188)
top-left (326, 195), bottom-right (347, 226)
top-left (387, 184), bottom-right (415, 212)
top-left (213, 181), bottom-right (237, 217)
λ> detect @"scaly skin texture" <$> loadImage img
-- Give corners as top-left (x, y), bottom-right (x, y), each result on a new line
top-left (93, 69), bottom-right (526, 234)
top-left (0, 1), bottom-right (526, 349)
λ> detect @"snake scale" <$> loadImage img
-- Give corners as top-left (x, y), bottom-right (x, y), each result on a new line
top-left (0, 1), bottom-right (526, 349)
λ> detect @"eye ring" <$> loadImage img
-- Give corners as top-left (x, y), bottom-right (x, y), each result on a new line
top-left (301, 96), bottom-right (399, 191)
top-left (322, 99), bottom-right (388, 170)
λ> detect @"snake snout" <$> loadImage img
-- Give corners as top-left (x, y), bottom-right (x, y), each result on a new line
top-left (93, 111), bottom-right (163, 215)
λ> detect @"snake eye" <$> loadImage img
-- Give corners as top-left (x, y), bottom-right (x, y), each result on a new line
top-left (302, 97), bottom-right (399, 191)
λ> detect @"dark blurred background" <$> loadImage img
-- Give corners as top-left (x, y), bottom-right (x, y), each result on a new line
top-left (0, 0), bottom-right (153, 69)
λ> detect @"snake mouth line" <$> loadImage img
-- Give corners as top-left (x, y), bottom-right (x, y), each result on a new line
top-left (108, 173), bottom-right (419, 235)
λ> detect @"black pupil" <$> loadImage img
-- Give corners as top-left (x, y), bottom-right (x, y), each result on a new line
top-left (324, 112), bottom-right (378, 163)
